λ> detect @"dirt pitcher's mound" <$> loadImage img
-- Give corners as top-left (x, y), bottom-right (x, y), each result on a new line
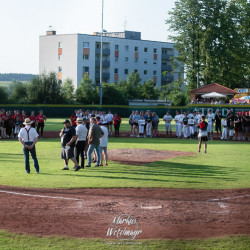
top-left (108, 148), bottom-right (195, 165)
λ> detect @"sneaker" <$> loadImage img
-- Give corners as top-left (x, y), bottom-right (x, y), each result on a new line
top-left (26, 171), bottom-right (30, 174)
top-left (94, 165), bottom-right (99, 167)
top-left (204, 150), bottom-right (207, 153)
top-left (62, 167), bottom-right (69, 170)
top-left (36, 171), bottom-right (39, 174)
top-left (80, 166), bottom-right (85, 169)
top-left (85, 165), bottom-right (91, 168)
top-left (74, 166), bottom-right (81, 171)
top-left (73, 166), bottom-right (77, 169)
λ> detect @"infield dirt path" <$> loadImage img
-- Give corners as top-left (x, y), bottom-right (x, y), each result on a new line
top-left (0, 186), bottom-right (249, 239)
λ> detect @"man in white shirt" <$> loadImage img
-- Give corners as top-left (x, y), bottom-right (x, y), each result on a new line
top-left (18, 118), bottom-right (40, 174)
top-left (163, 111), bottom-right (172, 136)
top-left (105, 110), bottom-right (114, 136)
top-left (99, 124), bottom-right (109, 166)
top-left (75, 118), bottom-right (88, 169)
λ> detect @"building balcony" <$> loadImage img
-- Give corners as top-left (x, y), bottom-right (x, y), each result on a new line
top-left (161, 74), bottom-right (174, 83)
top-left (95, 48), bottom-right (110, 55)
top-left (95, 72), bottom-right (110, 81)
top-left (161, 64), bottom-right (172, 72)
top-left (161, 54), bottom-right (174, 60)
top-left (95, 60), bottom-right (110, 68)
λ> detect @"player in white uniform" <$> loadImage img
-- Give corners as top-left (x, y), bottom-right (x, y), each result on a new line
top-left (105, 110), bottom-right (114, 136)
top-left (206, 109), bottom-right (215, 140)
top-left (174, 111), bottom-right (181, 138)
top-left (163, 111), bottom-right (172, 136)
top-left (138, 118), bottom-right (146, 138)
top-left (221, 119), bottom-right (228, 140)
top-left (187, 110), bottom-right (193, 137)
top-left (188, 115), bottom-right (195, 139)
top-left (179, 111), bottom-right (184, 138)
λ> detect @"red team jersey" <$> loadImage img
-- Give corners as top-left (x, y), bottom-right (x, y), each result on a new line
top-left (36, 115), bottom-right (46, 123)
top-left (29, 115), bottom-right (37, 122)
top-left (70, 115), bottom-right (77, 126)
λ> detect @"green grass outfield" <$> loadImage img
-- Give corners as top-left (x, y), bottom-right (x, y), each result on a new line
top-left (0, 231), bottom-right (249, 250)
top-left (46, 118), bottom-right (176, 132)
top-left (0, 137), bottom-right (249, 189)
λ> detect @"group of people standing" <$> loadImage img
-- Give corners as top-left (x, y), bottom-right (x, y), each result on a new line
top-left (70, 109), bottom-right (122, 137)
top-left (0, 109), bottom-right (46, 139)
top-left (129, 110), bottom-right (160, 137)
top-left (60, 115), bottom-right (110, 171)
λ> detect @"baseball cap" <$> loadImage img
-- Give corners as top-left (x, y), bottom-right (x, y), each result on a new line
top-left (63, 119), bottom-right (70, 124)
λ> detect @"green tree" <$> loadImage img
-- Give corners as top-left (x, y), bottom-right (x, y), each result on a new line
top-left (8, 81), bottom-right (28, 104)
top-left (61, 78), bottom-right (75, 103)
top-left (102, 83), bottom-right (127, 105)
top-left (76, 75), bottom-right (98, 104)
top-left (0, 87), bottom-right (8, 104)
top-left (27, 72), bottom-right (62, 104)
top-left (167, 0), bottom-right (250, 89)
top-left (118, 72), bottom-right (141, 99)
top-left (140, 79), bottom-right (160, 100)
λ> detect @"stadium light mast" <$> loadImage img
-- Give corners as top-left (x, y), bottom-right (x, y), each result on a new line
top-left (100, 0), bottom-right (104, 105)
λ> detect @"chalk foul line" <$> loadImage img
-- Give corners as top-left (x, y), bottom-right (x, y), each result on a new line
top-left (0, 190), bottom-right (82, 201)
top-left (209, 194), bottom-right (250, 202)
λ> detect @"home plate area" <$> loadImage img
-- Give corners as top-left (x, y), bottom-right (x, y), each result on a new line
top-left (0, 186), bottom-right (249, 239)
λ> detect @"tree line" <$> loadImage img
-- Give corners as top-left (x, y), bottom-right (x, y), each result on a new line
top-left (0, 73), bottom-right (38, 82)
top-left (0, 72), bottom-right (187, 106)
top-left (167, 0), bottom-right (249, 91)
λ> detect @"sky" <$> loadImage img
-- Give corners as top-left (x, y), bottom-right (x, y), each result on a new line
top-left (0, 0), bottom-right (176, 74)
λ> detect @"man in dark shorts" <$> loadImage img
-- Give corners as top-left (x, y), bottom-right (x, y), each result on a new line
top-left (197, 115), bottom-right (208, 153)
top-left (215, 110), bottom-right (222, 139)
top-left (59, 119), bottom-right (81, 171)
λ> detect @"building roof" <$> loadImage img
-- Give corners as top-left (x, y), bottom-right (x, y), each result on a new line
top-left (190, 83), bottom-right (237, 95)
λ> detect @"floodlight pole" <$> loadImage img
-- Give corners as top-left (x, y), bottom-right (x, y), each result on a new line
top-left (100, 0), bottom-right (104, 105)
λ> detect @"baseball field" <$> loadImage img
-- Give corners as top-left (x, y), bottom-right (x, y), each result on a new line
top-left (0, 118), bottom-right (250, 249)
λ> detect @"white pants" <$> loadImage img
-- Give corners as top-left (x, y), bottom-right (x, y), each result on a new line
top-left (139, 125), bottom-right (144, 134)
top-left (183, 125), bottom-right (189, 138)
top-left (229, 129), bottom-right (234, 137)
top-left (207, 122), bottom-right (214, 133)
top-left (146, 123), bottom-right (152, 136)
top-left (165, 122), bottom-right (171, 131)
top-left (14, 126), bottom-right (20, 134)
top-left (189, 126), bottom-right (195, 135)
top-left (187, 125), bottom-right (190, 136)
top-left (221, 127), bottom-right (228, 140)
top-left (175, 123), bottom-right (179, 136)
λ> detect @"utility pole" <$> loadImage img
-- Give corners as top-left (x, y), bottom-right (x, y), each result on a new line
top-left (100, 0), bottom-right (104, 105)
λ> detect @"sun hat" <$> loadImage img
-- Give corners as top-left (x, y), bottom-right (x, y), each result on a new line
top-left (76, 118), bottom-right (83, 123)
top-left (23, 118), bottom-right (33, 125)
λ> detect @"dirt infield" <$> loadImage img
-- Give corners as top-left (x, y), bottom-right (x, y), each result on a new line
top-left (0, 186), bottom-right (249, 240)
top-left (108, 148), bottom-right (195, 165)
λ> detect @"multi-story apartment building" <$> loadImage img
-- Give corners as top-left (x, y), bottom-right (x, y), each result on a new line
top-left (39, 30), bottom-right (182, 89)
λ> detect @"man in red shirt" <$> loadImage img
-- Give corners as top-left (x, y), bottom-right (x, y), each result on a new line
top-left (36, 110), bottom-right (46, 138)
top-left (113, 113), bottom-right (122, 137)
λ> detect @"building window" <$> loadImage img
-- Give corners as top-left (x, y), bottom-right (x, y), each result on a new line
top-left (144, 60), bottom-right (148, 65)
top-left (154, 48), bottom-right (157, 53)
top-left (144, 70), bottom-right (147, 75)
top-left (125, 57), bottom-right (128, 63)
top-left (115, 45), bottom-right (119, 50)
top-left (114, 68), bottom-right (118, 74)
top-left (135, 46), bottom-right (138, 52)
top-left (125, 45), bottom-right (129, 51)
top-left (58, 54), bottom-right (62, 61)
top-left (144, 47), bottom-right (148, 52)
top-left (83, 42), bottom-right (89, 48)
top-left (153, 71), bottom-right (157, 76)
top-left (124, 69), bottom-right (128, 74)
top-left (135, 58), bottom-right (138, 63)
top-left (153, 62), bottom-right (157, 65)
top-left (58, 66), bottom-right (62, 72)
top-left (83, 54), bottom-right (89, 60)
top-left (115, 57), bottom-right (118, 62)
top-left (58, 79), bottom-right (62, 84)
top-left (58, 42), bottom-right (62, 48)
top-left (83, 67), bottom-right (89, 73)
top-left (134, 69), bottom-right (138, 73)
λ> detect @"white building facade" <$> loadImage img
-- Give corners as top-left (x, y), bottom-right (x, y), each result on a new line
top-left (39, 30), bottom-right (182, 89)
